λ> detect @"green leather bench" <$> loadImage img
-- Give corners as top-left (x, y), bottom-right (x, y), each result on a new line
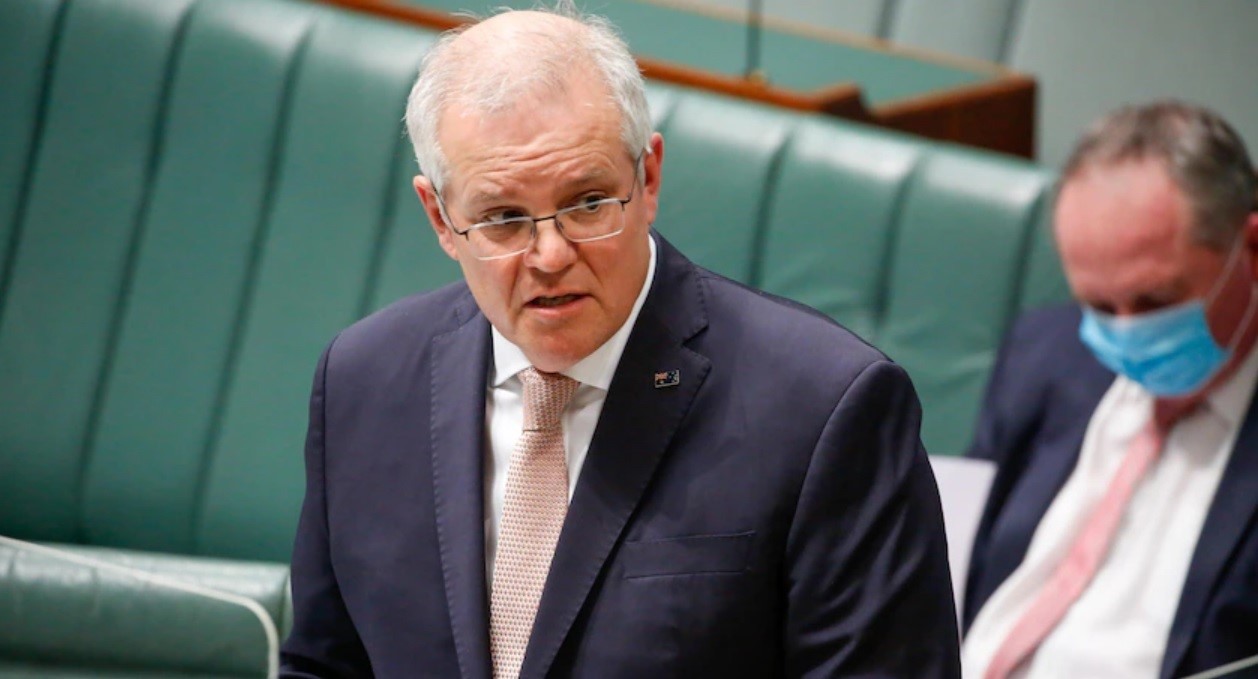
top-left (0, 0), bottom-right (1068, 674)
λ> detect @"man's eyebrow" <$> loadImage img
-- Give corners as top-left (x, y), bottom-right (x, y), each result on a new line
top-left (460, 165), bottom-right (621, 206)
top-left (569, 166), bottom-right (614, 184)
top-left (458, 185), bottom-right (515, 208)
top-left (465, 189), bottom-right (506, 205)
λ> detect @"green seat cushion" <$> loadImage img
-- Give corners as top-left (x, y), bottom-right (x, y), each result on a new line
top-left (0, 541), bottom-right (287, 678)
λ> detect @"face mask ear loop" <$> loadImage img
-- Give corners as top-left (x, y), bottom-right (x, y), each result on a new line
top-left (1224, 282), bottom-right (1258, 355)
top-left (1205, 236), bottom-right (1248, 304)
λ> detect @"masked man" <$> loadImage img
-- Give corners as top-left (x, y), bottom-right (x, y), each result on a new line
top-left (962, 101), bottom-right (1258, 679)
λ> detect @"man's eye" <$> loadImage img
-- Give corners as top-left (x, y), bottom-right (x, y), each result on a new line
top-left (573, 195), bottom-right (609, 213)
top-left (477, 219), bottom-right (528, 243)
top-left (480, 209), bottom-right (528, 223)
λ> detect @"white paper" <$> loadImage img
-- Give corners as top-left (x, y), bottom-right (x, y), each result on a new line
top-left (928, 455), bottom-right (997, 612)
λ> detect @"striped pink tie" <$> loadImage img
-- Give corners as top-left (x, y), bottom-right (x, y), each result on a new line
top-left (490, 367), bottom-right (578, 679)
top-left (985, 400), bottom-right (1196, 679)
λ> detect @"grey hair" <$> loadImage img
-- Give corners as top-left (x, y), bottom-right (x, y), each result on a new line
top-left (404, 1), bottom-right (653, 193)
top-left (1061, 99), bottom-right (1258, 249)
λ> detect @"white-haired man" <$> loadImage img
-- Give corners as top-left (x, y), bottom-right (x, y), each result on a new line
top-left (282, 6), bottom-right (959, 678)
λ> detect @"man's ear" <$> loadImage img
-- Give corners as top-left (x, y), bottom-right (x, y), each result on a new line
top-left (641, 132), bottom-right (664, 225)
top-left (414, 175), bottom-right (459, 261)
top-left (1244, 211), bottom-right (1258, 280)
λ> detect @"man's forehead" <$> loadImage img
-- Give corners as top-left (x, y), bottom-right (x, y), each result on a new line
top-left (1057, 161), bottom-right (1190, 240)
top-left (441, 100), bottom-right (618, 153)
top-left (439, 131), bottom-right (626, 209)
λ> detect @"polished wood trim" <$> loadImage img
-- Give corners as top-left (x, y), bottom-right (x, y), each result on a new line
top-left (877, 75), bottom-right (1036, 158)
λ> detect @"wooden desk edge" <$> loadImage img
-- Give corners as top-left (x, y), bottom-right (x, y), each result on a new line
top-left (877, 75), bottom-right (1037, 159)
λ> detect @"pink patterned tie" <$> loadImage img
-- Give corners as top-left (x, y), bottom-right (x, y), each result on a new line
top-left (984, 399), bottom-right (1198, 679)
top-left (490, 367), bottom-right (579, 679)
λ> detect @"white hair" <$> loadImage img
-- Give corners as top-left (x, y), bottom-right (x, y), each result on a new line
top-left (404, 3), bottom-right (653, 193)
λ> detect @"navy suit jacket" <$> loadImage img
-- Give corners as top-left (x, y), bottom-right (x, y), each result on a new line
top-left (282, 234), bottom-right (960, 678)
top-left (965, 304), bottom-right (1258, 678)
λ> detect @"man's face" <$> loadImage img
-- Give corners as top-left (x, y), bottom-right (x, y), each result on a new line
top-left (1054, 159), bottom-right (1257, 344)
top-left (414, 71), bottom-right (663, 373)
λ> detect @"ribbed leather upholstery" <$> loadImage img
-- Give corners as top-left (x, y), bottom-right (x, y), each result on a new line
top-left (0, 542), bottom-right (287, 678)
top-left (0, 0), bottom-right (1070, 673)
top-left (82, 0), bottom-right (314, 557)
top-left (0, 0), bottom-right (199, 545)
top-left (0, 0), bottom-right (450, 563)
top-left (654, 90), bottom-right (798, 282)
top-left (760, 123), bottom-right (1062, 453)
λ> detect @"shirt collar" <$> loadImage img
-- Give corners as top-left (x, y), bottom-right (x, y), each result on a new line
top-left (490, 234), bottom-right (657, 390)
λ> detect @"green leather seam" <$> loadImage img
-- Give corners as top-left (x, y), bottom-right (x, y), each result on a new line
top-left (746, 124), bottom-right (795, 290)
top-left (188, 2), bottom-right (320, 554)
top-left (0, 0), bottom-right (71, 331)
top-left (357, 102), bottom-right (419, 320)
top-left (1009, 178), bottom-right (1055, 315)
top-left (867, 149), bottom-right (925, 344)
top-left (74, 0), bottom-right (201, 548)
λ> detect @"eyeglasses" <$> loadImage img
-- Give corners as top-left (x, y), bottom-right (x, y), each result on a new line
top-left (435, 159), bottom-right (642, 261)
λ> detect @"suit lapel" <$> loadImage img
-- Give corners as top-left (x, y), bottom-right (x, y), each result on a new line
top-left (521, 236), bottom-right (711, 678)
top-left (430, 294), bottom-right (493, 679)
top-left (1161, 394), bottom-right (1258, 679)
top-left (979, 418), bottom-right (1089, 615)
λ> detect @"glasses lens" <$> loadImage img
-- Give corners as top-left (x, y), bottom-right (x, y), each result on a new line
top-left (467, 218), bottom-right (533, 258)
top-left (559, 198), bottom-right (625, 241)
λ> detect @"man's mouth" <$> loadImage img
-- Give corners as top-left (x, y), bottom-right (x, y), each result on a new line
top-left (529, 294), bottom-right (582, 308)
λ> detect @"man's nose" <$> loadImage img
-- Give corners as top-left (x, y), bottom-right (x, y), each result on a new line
top-left (526, 218), bottom-right (577, 272)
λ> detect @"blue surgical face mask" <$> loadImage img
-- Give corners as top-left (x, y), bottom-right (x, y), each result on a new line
top-left (1079, 240), bottom-right (1256, 397)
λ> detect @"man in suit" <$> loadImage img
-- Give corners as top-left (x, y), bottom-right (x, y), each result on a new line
top-left (281, 5), bottom-right (959, 678)
top-left (963, 101), bottom-right (1258, 679)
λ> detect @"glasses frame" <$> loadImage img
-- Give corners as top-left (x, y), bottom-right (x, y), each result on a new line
top-left (434, 154), bottom-right (644, 261)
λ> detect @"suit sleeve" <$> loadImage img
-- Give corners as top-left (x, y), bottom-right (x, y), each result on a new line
top-left (281, 341), bottom-right (373, 678)
top-left (783, 360), bottom-right (961, 678)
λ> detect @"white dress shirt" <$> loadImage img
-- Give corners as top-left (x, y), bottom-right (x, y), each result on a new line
top-left (962, 345), bottom-right (1258, 679)
top-left (483, 236), bottom-right (657, 578)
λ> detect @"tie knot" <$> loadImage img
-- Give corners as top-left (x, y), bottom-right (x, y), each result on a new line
top-left (519, 367), bottom-right (579, 431)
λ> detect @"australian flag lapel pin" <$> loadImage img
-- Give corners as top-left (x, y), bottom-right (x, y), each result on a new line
top-left (654, 369), bottom-right (680, 389)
